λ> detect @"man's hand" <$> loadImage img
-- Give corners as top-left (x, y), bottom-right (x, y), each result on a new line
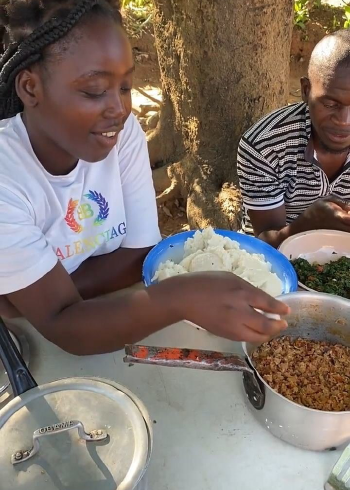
top-left (251, 196), bottom-right (350, 248)
top-left (295, 196), bottom-right (350, 232)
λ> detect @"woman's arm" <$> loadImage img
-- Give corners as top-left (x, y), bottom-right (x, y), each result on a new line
top-left (6, 262), bottom-right (289, 355)
top-left (7, 261), bottom-right (181, 354)
top-left (71, 246), bottom-right (151, 299)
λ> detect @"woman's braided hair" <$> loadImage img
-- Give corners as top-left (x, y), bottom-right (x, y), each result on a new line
top-left (0, 0), bottom-right (122, 119)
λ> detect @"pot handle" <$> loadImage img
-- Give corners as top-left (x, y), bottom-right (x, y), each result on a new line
top-left (124, 344), bottom-right (254, 374)
top-left (0, 316), bottom-right (37, 396)
top-left (11, 420), bottom-right (108, 465)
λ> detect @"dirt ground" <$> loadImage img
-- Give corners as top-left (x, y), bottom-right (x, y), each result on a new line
top-left (130, 6), bottom-right (340, 237)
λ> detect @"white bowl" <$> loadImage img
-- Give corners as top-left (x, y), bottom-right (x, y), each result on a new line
top-left (278, 230), bottom-right (350, 292)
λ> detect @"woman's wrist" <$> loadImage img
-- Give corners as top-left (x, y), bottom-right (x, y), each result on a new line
top-left (147, 276), bottom-right (189, 326)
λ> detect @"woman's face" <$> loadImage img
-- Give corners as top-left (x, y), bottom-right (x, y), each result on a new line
top-left (22, 16), bottom-right (134, 167)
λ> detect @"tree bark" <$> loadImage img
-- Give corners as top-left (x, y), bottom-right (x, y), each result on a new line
top-left (150, 0), bottom-right (294, 229)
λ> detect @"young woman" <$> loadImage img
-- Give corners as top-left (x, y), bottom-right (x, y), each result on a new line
top-left (0, 0), bottom-right (289, 355)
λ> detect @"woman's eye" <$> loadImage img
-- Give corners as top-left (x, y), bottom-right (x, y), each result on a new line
top-left (121, 87), bottom-right (132, 93)
top-left (82, 90), bottom-right (107, 98)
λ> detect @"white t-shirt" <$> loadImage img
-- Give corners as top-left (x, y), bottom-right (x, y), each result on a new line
top-left (0, 113), bottom-right (161, 295)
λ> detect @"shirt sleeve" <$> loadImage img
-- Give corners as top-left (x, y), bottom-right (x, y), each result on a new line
top-left (237, 136), bottom-right (285, 211)
top-left (0, 186), bottom-right (58, 295)
top-left (118, 114), bottom-right (161, 248)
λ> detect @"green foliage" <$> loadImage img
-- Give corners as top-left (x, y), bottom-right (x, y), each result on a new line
top-left (343, 5), bottom-right (350, 29)
top-left (294, 0), bottom-right (311, 30)
top-left (122, 0), bottom-right (153, 23)
top-left (333, 13), bottom-right (341, 30)
top-left (122, 0), bottom-right (153, 36)
top-left (293, 1), bottom-right (346, 33)
top-left (122, 0), bottom-right (153, 7)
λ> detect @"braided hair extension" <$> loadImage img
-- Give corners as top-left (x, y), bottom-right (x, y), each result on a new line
top-left (0, 0), bottom-right (122, 119)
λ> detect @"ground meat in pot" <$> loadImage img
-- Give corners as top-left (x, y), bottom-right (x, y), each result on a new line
top-left (252, 336), bottom-right (350, 412)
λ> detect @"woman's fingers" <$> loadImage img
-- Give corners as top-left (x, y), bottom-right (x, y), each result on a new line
top-left (241, 307), bottom-right (288, 335)
top-left (246, 289), bottom-right (290, 316)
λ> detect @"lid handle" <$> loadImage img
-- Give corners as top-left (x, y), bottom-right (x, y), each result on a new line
top-left (11, 420), bottom-right (108, 465)
top-left (0, 317), bottom-right (37, 396)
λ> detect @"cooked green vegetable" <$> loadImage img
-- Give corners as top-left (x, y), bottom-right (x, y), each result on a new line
top-left (291, 256), bottom-right (350, 299)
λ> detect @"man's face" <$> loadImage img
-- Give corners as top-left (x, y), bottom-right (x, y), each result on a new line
top-left (301, 67), bottom-right (350, 152)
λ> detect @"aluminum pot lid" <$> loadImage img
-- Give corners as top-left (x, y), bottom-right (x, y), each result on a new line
top-left (0, 377), bottom-right (151, 490)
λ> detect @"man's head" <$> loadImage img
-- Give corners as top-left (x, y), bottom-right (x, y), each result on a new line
top-left (301, 29), bottom-right (350, 153)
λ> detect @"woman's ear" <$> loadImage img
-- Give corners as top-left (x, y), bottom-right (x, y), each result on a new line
top-left (15, 68), bottom-right (42, 109)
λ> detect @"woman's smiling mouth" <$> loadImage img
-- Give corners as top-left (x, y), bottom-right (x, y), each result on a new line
top-left (102, 131), bottom-right (117, 138)
top-left (91, 127), bottom-right (123, 150)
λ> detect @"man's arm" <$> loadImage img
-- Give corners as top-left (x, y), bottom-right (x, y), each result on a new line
top-left (249, 197), bottom-right (350, 248)
top-left (237, 138), bottom-right (302, 248)
top-left (237, 136), bottom-right (286, 243)
top-left (249, 206), bottom-right (301, 248)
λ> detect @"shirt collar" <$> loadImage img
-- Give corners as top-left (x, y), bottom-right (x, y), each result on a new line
top-left (304, 121), bottom-right (350, 167)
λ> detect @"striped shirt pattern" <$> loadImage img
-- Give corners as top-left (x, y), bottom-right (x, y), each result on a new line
top-left (237, 102), bottom-right (350, 234)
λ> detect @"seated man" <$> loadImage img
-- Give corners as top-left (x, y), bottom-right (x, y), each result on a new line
top-left (237, 29), bottom-right (350, 248)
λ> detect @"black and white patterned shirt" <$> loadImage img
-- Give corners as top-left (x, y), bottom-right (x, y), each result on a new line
top-left (237, 102), bottom-right (350, 234)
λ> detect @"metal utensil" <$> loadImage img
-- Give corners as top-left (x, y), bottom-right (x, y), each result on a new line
top-left (125, 345), bottom-right (253, 373)
top-left (325, 444), bottom-right (350, 489)
top-left (124, 344), bottom-right (266, 411)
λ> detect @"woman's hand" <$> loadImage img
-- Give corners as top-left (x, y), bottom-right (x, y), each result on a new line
top-left (160, 272), bottom-right (290, 343)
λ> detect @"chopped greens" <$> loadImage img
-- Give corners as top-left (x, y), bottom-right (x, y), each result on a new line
top-left (291, 256), bottom-right (350, 299)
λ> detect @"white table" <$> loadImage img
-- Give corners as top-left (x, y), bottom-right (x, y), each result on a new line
top-left (2, 315), bottom-right (340, 490)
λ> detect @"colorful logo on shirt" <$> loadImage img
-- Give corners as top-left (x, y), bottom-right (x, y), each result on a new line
top-left (65, 190), bottom-right (109, 234)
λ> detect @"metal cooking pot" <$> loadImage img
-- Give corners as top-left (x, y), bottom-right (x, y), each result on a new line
top-left (0, 319), bottom-right (153, 490)
top-left (124, 292), bottom-right (350, 452)
top-left (242, 292), bottom-right (350, 452)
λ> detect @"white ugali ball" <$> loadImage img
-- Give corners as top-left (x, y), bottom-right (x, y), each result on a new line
top-left (188, 252), bottom-right (226, 272)
top-left (184, 230), bottom-right (205, 256)
top-left (152, 228), bottom-right (283, 297)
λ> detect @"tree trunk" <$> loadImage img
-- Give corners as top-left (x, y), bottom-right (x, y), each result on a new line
top-left (150, 0), bottom-right (294, 229)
